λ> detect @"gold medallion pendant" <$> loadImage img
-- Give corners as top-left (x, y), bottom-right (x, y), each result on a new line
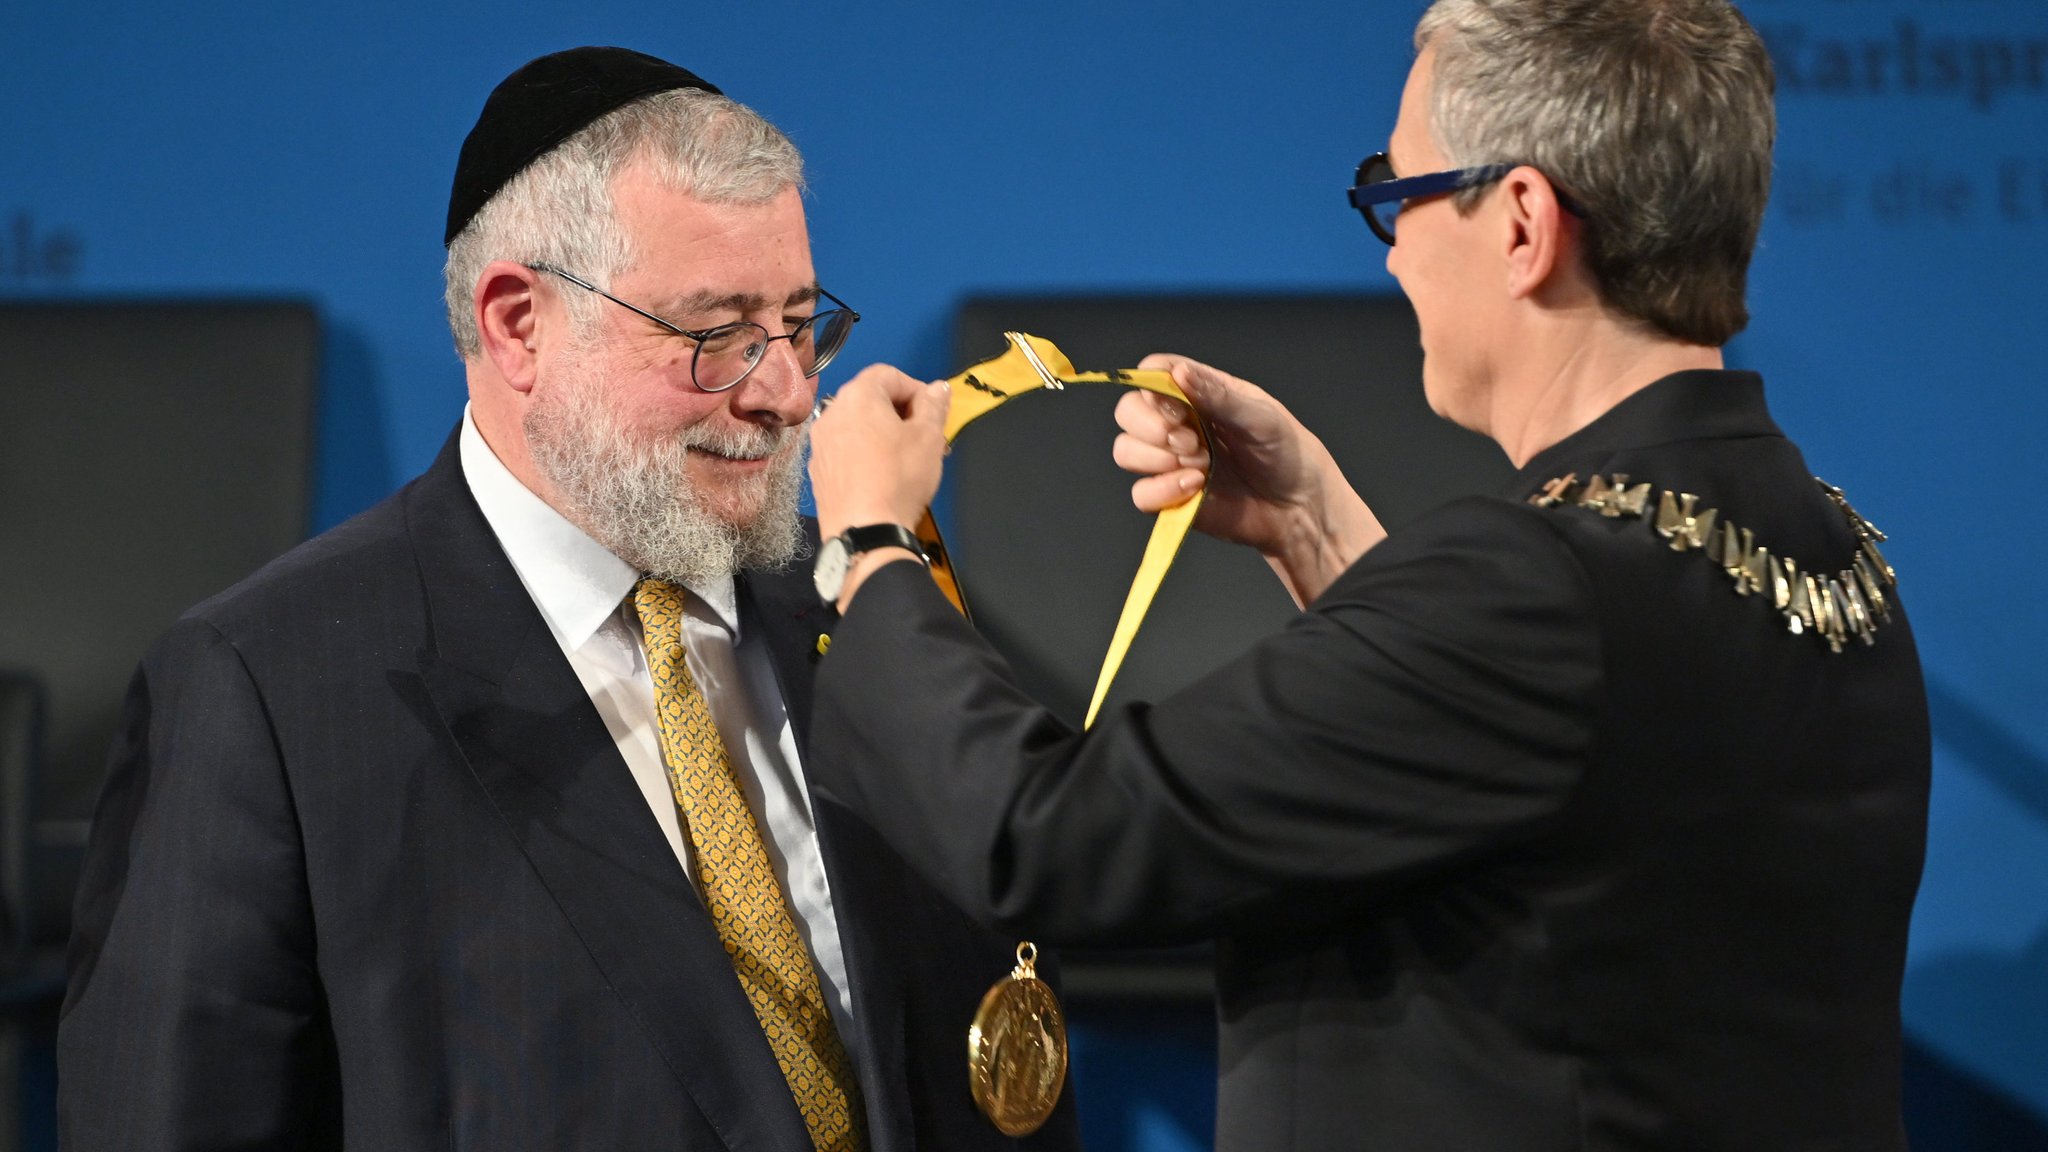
top-left (968, 942), bottom-right (1068, 1136)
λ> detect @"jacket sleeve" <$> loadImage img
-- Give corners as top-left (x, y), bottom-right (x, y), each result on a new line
top-left (59, 616), bottom-right (338, 1150)
top-left (809, 499), bottom-right (1602, 946)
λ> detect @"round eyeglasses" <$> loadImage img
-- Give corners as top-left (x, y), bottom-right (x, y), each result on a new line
top-left (527, 263), bottom-right (861, 393)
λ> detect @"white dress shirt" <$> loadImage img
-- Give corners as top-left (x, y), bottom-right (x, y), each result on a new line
top-left (458, 410), bottom-right (858, 1048)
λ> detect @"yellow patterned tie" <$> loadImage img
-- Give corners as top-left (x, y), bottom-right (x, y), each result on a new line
top-left (632, 577), bottom-right (866, 1151)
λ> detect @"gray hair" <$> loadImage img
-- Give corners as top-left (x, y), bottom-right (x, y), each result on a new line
top-left (443, 88), bottom-right (804, 360)
top-left (1416, 0), bottom-right (1775, 346)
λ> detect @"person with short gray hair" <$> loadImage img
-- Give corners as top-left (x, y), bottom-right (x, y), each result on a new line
top-left (803, 0), bottom-right (1930, 1146)
top-left (1417, 0), bottom-right (1776, 346)
top-left (60, 46), bottom-right (1082, 1152)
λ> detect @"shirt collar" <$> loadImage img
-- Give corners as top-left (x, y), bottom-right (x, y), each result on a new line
top-left (458, 408), bottom-right (741, 653)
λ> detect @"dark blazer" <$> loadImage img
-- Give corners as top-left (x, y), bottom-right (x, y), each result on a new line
top-left (58, 430), bottom-right (1079, 1152)
top-left (810, 372), bottom-right (1930, 1151)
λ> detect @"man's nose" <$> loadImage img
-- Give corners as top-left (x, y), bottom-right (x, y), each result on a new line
top-left (730, 338), bottom-right (817, 428)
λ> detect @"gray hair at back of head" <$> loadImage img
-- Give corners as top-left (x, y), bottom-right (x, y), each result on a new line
top-left (1416, 0), bottom-right (1775, 346)
top-left (444, 88), bottom-right (803, 360)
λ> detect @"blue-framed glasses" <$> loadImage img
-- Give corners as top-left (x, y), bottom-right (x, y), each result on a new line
top-left (1346, 153), bottom-right (1514, 245)
top-left (1347, 152), bottom-right (1583, 245)
top-left (526, 263), bottom-right (860, 393)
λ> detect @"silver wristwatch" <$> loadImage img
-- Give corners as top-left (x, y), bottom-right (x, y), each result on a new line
top-left (813, 523), bottom-right (929, 605)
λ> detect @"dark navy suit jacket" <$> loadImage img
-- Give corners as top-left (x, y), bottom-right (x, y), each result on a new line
top-left (59, 430), bottom-right (1078, 1152)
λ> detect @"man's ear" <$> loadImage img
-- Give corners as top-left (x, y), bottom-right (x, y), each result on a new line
top-left (475, 261), bottom-right (544, 393)
top-left (1500, 166), bottom-right (1573, 301)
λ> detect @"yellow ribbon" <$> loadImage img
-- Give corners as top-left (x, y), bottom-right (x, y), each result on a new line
top-left (913, 333), bottom-right (1209, 728)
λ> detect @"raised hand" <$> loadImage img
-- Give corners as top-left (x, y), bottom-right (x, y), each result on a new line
top-left (1114, 354), bottom-right (1386, 607)
top-left (808, 364), bottom-right (952, 610)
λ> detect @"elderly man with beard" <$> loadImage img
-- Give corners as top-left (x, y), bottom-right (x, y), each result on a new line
top-left (57, 48), bottom-right (1081, 1152)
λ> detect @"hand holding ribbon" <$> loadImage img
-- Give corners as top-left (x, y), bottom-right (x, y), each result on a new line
top-left (1115, 354), bottom-right (1387, 608)
top-left (808, 363), bottom-right (951, 609)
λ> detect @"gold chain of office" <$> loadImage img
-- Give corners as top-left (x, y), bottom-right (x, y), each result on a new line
top-left (1529, 473), bottom-right (1898, 654)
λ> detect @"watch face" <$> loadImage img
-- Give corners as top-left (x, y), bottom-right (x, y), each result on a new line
top-left (814, 535), bottom-right (852, 603)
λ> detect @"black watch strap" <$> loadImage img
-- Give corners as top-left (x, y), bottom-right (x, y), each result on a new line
top-left (841, 523), bottom-right (929, 563)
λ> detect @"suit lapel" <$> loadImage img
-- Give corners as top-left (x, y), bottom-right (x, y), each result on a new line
top-left (741, 562), bottom-right (832, 754)
top-left (742, 560), bottom-right (917, 1152)
top-left (406, 436), bottom-right (813, 1152)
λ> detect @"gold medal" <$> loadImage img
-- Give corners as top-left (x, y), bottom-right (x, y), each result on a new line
top-left (968, 942), bottom-right (1068, 1136)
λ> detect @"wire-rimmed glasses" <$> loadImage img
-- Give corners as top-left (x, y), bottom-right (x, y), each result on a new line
top-left (527, 263), bottom-right (860, 393)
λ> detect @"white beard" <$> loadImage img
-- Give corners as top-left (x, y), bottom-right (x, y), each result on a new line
top-left (523, 350), bottom-right (807, 589)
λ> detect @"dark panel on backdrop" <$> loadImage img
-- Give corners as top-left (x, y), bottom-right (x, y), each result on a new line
top-left (0, 301), bottom-right (318, 943)
top-left (949, 294), bottom-right (1513, 1000)
top-left (950, 293), bottom-right (1513, 727)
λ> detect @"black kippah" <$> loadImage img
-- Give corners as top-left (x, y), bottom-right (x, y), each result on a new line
top-left (445, 47), bottom-right (722, 246)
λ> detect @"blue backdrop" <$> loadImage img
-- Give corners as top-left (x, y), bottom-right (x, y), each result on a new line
top-left (5, 0), bottom-right (2044, 1144)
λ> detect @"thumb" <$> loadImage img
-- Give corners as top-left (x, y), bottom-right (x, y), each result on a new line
top-left (911, 378), bottom-right (952, 430)
top-left (1139, 353), bottom-right (1237, 421)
